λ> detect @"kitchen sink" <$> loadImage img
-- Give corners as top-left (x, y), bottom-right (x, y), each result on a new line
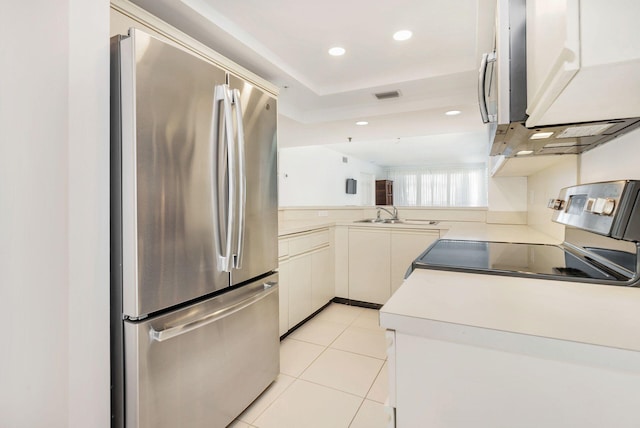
top-left (354, 218), bottom-right (439, 225)
top-left (354, 218), bottom-right (405, 224)
top-left (404, 219), bottom-right (440, 225)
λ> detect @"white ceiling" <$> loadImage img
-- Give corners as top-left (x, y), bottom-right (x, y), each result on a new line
top-left (129, 0), bottom-right (496, 166)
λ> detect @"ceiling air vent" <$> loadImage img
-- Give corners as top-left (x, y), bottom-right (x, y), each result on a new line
top-left (374, 90), bottom-right (400, 100)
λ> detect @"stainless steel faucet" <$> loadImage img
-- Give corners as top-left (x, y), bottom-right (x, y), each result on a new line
top-left (376, 206), bottom-right (398, 220)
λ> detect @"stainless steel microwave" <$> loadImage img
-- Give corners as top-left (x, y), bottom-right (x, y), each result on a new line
top-left (478, 0), bottom-right (640, 158)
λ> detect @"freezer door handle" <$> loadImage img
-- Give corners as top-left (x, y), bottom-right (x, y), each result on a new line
top-left (149, 282), bottom-right (278, 342)
top-left (231, 88), bottom-right (246, 269)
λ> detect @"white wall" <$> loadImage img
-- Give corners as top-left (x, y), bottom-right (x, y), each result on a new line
top-left (579, 127), bottom-right (640, 183)
top-left (488, 176), bottom-right (528, 211)
top-left (0, 1), bottom-right (110, 427)
top-left (278, 146), bottom-right (384, 206)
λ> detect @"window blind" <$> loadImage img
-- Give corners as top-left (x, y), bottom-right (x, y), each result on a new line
top-left (384, 164), bottom-right (487, 207)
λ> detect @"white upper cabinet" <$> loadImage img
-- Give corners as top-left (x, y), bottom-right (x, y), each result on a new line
top-left (526, 0), bottom-right (640, 127)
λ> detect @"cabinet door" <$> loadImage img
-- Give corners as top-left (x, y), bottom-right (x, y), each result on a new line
top-left (277, 259), bottom-right (290, 336)
top-left (390, 230), bottom-right (439, 294)
top-left (334, 226), bottom-right (349, 299)
top-left (525, 0), bottom-right (580, 126)
top-left (526, 0), bottom-right (640, 126)
top-left (311, 247), bottom-right (334, 312)
top-left (348, 228), bottom-right (391, 305)
top-left (288, 255), bottom-right (312, 328)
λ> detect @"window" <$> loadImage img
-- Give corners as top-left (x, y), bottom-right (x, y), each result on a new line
top-left (384, 164), bottom-right (487, 207)
top-left (359, 172), bottom-right (375, 206)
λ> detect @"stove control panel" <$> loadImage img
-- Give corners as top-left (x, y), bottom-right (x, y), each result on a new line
top-left (551, 180), bottom-right (640, 241)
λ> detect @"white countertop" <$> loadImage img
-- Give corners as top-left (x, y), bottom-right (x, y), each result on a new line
top-left (442, 223), bottom-right (561, 244)
top-left (279, 219), bottom-right (560, 241)
top-left (278, 219), bottom-right (451, 237)
top-left (381, 269), bottom-right (640, 352)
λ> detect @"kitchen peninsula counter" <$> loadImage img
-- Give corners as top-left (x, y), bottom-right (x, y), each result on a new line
top-left (380, 222), bottom-right (640, 350)
top-left (380, 225), bottom-right (640, 428)
top-left (381, 268), bottom-right (640, 352)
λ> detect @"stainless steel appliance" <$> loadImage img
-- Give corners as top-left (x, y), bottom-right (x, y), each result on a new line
top-left (110, 28), bottom-right (279, 428)
top-left (410, 180), bottom-right (640, 286)
top-left (478, 0), bottom-right (640, 157)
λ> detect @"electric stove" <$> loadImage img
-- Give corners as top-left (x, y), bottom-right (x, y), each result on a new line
top-left (410, 180), bottom-right (640, 286)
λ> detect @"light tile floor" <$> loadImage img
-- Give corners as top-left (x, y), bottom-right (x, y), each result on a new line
top-left (229, 303), bottom-right (389, 428)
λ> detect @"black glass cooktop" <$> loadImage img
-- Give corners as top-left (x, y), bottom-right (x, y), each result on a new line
top-left (412, 239), bottom-right (628, 282)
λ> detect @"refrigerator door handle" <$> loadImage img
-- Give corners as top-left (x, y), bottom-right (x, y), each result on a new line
top-left (148, 282), bottom-right (278, 342)
top-left (231, 88), bottom-right (246, 269)
top-left (212, 84), bottom-right (235, 272)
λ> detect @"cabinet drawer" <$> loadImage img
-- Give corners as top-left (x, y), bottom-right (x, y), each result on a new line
top-left (288, 235), bottom-right (312, 256)
top-left (309, 229), bottom-right (329, 248)
top-left (287, 229), bottom-right (330, 256)
top-left (278, 240), bottom-right (289, 258)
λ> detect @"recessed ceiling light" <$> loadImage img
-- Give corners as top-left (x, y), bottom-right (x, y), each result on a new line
top-left (393, 30), bottom-right (413, 41)
top-left (516, 150), bottom-right (534, 156)
top-left (356, 121), bottom-right (369, 126)
top-left (445, 110), bottom-right (461, 116)
top-left (328, 46), bottom-right (346, 56)
top-left (530, 131), bottom-right (554, 139)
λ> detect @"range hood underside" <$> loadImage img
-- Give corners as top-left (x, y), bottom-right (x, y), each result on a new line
top-left (491, 117), bottom-right (640, 158)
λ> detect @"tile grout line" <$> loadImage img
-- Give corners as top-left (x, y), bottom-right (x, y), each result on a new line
top-left (236, 374), bottom-right (297, 425)
top-left (294, 306), bottom-right (384, 398)
top-left (363, 359), bottom-right (387, 404)
top-left (248, 304), bottom-right (386, 427)
top-left (294, 377), bottom-right (369, 401)
top-left (347, 396), bottom-right (367, 428)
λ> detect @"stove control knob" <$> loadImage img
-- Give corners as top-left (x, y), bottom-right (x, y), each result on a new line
top-left (602, 198), bottom-right (616, 216)
top-left (547, 199), bottom-right (565, 210)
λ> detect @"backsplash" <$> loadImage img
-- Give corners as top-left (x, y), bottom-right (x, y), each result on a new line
top-left (527, 157), bottom-right (578, 241)
top-left (580, 127), bottom-right (640, 183)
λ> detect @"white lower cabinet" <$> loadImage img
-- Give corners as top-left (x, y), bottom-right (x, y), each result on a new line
top-left (287, 254), bottom-right (312, 328)
top-left (348, 228), bottom-right (391, 305)
top-left (279, 225), bottom-right (439, 332)
top-left (390, 230), bottom-right (438, 294)
top-left (277, 259), bottom-right (290, 336)
top-left (347, 227), bottom-right (440, 305)
top-left (389, 327), bottom-right (640, 428)
top-left (311, 246), bottom-right (333, 312)
top-left (278, 228), bottom-right (334, 335)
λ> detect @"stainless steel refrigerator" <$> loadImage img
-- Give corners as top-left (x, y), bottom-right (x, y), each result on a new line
top-left (110, 28), bottom-right (279, 428)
